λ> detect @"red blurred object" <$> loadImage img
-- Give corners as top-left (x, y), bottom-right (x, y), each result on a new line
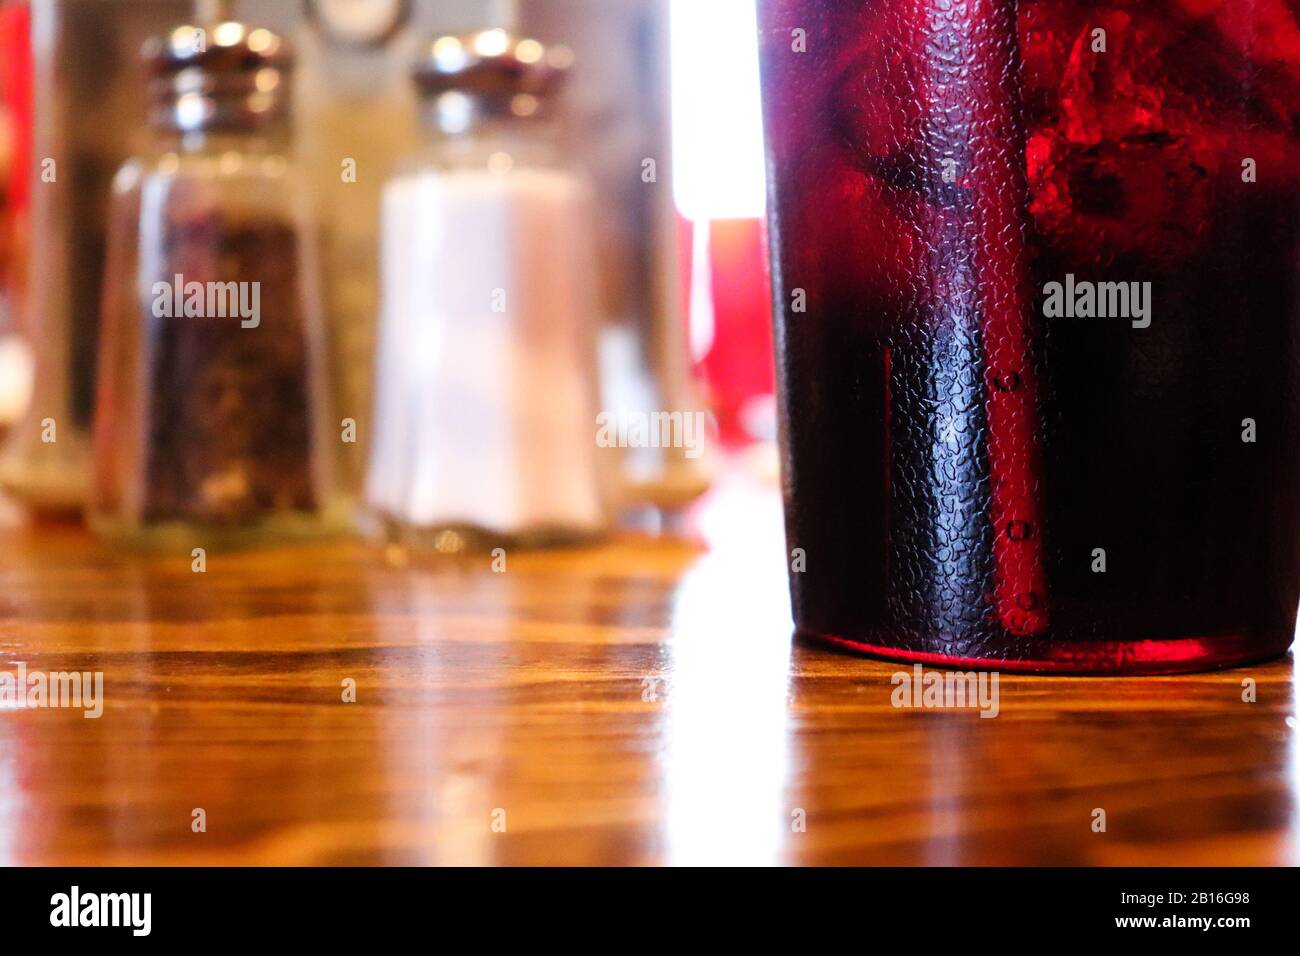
top-left (678, 213), bottom-right (774, 447)
top-left (0, 3), bottom-right (32, 217)
top-left (0, 1), bottom-right (32, 315)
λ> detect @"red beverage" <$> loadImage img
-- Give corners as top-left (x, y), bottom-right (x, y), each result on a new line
top-left (758, 0), bottom-right (1300, 672)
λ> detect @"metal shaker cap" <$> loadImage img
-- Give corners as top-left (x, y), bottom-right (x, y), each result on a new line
top-left (413, 29), bottom-right (573, 133)
top-left (143, 21), bottom-right (293, 133)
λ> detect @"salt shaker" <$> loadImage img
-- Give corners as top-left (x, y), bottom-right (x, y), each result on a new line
top-left (367, 29), bottom-right (608, 551)
top-left (91, 18), bottom-right (341, 547)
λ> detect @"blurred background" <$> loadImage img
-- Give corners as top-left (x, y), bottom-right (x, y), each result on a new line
top-left (0, 0), bottom-right (777, 541)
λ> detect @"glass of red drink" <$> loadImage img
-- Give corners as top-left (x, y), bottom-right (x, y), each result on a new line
top-left (757, 0), bottom-right (1300, 672)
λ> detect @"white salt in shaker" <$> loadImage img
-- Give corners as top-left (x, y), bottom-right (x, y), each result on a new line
top-left (367, 29), bottom-right (608, 550)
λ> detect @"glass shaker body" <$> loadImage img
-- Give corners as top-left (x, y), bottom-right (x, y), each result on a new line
top-left (368, 100), bottom-right (609, 550)
top-left (92, 126), bottom-right (342, 548)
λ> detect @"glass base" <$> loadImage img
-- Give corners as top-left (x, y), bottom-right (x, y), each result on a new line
top-left (88, 502), bottom-right (353, 552)
top-left (798, 628), bottom-right (1293, 675)
top-left (374, 517), bottom-right (607, 555)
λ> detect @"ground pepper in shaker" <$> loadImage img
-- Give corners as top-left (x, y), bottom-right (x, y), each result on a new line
top-left (91, 17), bottom-right (343, 547)
top-left (367, 29), bottom-right (608, 551)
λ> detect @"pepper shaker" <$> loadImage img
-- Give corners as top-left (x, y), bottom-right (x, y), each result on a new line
top-left (91, 16), bottom-right (342, 546)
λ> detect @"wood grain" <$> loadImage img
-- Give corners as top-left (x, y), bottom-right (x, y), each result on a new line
top-left (0, 480), bottom-right (1294, 865)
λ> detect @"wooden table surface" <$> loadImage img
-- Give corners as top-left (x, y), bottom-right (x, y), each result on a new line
top-left (0, 472), bottom-right (1295, 866)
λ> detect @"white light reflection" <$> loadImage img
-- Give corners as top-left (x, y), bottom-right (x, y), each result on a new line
top-left (473, 28), bottom-right (510, 58)
top-left (0, 748), bottom-right (18, 864)
top-left (378, 566), bottom-right (508, 866)
top-left (663, 471), bottom-right (793, 865)
top-left (669, 0), bottom-right (767, 221)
